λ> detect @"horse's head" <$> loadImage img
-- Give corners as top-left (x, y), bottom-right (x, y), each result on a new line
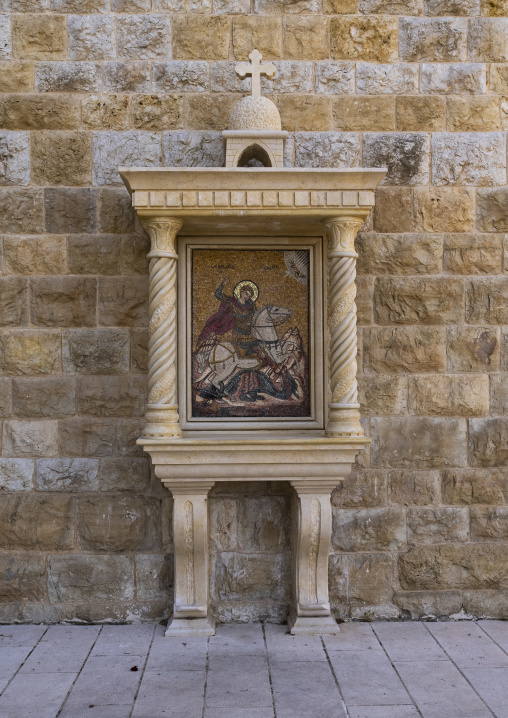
top-left (260, 304), bottom-right (292, 327)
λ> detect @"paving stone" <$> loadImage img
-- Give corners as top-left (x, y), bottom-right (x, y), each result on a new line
top-left (103, 61), bottom-right (151, 93)
top-left (363, 133), bottom-right (430, 186)
top-left (373, 623), bottom-right (447, 662)
top-left (420, 63), bottom-right (486, 94)
top-left (271, 660), bottom-right (346, 718)
top-left (0, 671), bottom-right (77, 718)
top-left (432, 132), bottom-right (506, 186)
top-left (323, 622), bottom-right (381, 652)
top-left (210, 622), bottom-right (265, 657)
top-left (349, 708), bottom-right (419, 718)
top-left (207, 654), bottom-right (272, 709)
top-left (35, 61), bottom-right (102, 92)
top-left (68, 15), bottom-right (115, 61)
top-left (20, 625), bottom-right (100, 674)
top-left (133, 670), bottom-right (206, 717)
top-left (92, 131), bottom-right (162, 187)
top-left (399, 18), bottom-right (467, 61)
top-left (0, 131), bottom-right (30, 186)
top-left (0, 458), bottom-right (33, 491)
top-left (91, 623), bottom-right (155, 657)
top-left (356, 63), bottom-right (418, 94)
top-left (264, 623), bottom-right (326, 662)
top-left (427, 620), bottom-right (508, 668)
top-left (461, 667), bottom-right (508, 718)
top-left (35, 458), bottom-right (99, 491)
top-left (329, 650), bottom-right (410, 706)
top-left (0, 645), bottom-right (36, 693)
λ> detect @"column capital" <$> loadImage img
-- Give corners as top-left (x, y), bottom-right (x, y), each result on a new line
top-left (322, 216), bottom-right (364, 257)
top-left (142, 216), bottom-right (183, 259)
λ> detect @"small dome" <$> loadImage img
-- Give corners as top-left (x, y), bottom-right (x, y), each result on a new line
top-left (228, 96), bottom-right (282, 131)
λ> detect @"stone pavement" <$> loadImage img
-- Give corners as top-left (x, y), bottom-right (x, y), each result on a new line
top-left (1, 621), bottom-right (508, 718)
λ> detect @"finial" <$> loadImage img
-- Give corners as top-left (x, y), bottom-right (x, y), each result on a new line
top-left (235, 49), bottom-right (276, 98)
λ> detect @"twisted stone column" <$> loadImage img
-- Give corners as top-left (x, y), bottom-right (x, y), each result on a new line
top-left (141, 217), bottom-right (183, 440)
top-left (322, 216), bottom-right (365, 438)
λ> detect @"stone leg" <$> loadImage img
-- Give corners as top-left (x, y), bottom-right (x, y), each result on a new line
top-left (165, 482), bottom-right (216, 637)
top-left (288, 481), bottom-right (340, 635)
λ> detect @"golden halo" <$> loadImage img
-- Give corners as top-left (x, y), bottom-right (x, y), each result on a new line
top-left (233, 280), bottom-right (259, 302)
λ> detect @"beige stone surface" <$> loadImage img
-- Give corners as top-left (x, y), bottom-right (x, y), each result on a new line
top-left (364, 327), bottom-right (446, 374)
top-left (447, 326), bottom-right (500, 372)
top-left (0, 61), bottom-right (34, 92)
top-left (0, 94), bottom-right (80, 130)
top-left (357, 233), bottom-right (443, 275)
top-left (333, 97), bottom-right (395, 132)
top-left (232, 17), bottom-right (282, 60)
top-left (396, 96), bottom-right (446, 132)
top-left (12, 14), bottom-right (67, 60)
top-left (446, 96), bottom-right (501, 132)
top-left (388, 470), bottom-right (440, 506)
top-left (408, 375), bottom-right (489, 417)
top-left (414, 187), bottom-right (475, 233)
top-left (444, 233), bottom-right (503, 275)
top-left (330, 17), bottom-right (398, 62)
top-left (374, 277), bottom-right (464, 325)
top-left (283, 17), bottom-right (329, 61)
top-left (31, 132), bottom-right (92, 187)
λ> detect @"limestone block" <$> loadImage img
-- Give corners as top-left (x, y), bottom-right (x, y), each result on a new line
top-left (501, 99), bottom-right (508, 130)
top-left (444, 233), bottom-right (502, 275)
top-left (59, 418), bottom-right (116, 457)
top-left (432, 132), bottom-right (506, 186)
top-left (357, 63), bottom-right (418, 94)
top-left (237, 497), bottom-right (291, 552)
top-left (81, 95), bottom-right (129, 130)
top-left (491, 374), bottom-right (508, 416)
top-left (373, 187), bottom-right (414, 233)
top-left (4, 0), bottom-right (50, 9)
top-left (0, 277), bottom-right (28, 326)
top-left (408, 508), bottom-right (469, 544)
top-left (466, 277), bottom-right (508, 324)
top-left (471, 507), bottom-right (508, 540)
top-left (0, 378), bottom-right (12, 418)
top-left (13, 377), bottom-right (76, 417)
top-left (332, 507), bottom-right (406, 551)
top-left (363, 327), bottom-right (446, 374)
top-left (360, 0), bottom-right (422, 10)
top-left (262, 61), bottom-right (314, 94)
top-left (32, 131), bottom-right (91, 186)
top-left (121, 235), bottom-right (149, 275)
top-left (98, 187), bottom-right (139, 234)
top-left (174, 16), bottom-right (229, 60)
top-left (503, 328), bottom-right (508, 371)
top-left (414, 187), bottom-right (475, 233)
top-left (77, 376), bottom-right (146, 417)
top-left (162, 130), bottom-right (224, 167)
top-left (3, 235), bottom-right (67, 275)
top-left (62, 328), bottom-right (129, 374)
top-left (232, 17), bottom-right (282, 60)
top-left (356, 275), bottom-right (373, 325)
top-left (3, 419), bottom-right (58, 457)
top-left (330, 17), bottom-right (398, 62)
top-left (399, 18), bottom-right (467, 61)
top-left (425, 0), bottom-right (479, 13)
top-left (135, 553), bottom-right (173, 601)
top-left (443, 470), bottom-right (506, 510)
top-left (98, 276), bottom-right (148, 327)
top-left (371, 417), bottom-right (467, 468)
top-left (51, 0), bottom-right (109, 10)
top-left (394, 591), bottom-right (462, 620)
top-left (323, 0), bottom-right (357, 10)
top-left (0, 15), bottom-right (10, 60)
top-left (468, 18), bottom-right (508, 62)
top-left (185, 94), bottom-right (238, 130)
top-left (112, 0), bottom-right (151, 9)
top-left (333, 97), bottom-right (395, 132)
top-left (153, 61), bottom-right (209, 93)
top-left (358, 233), bottom-right (442, 276)
top-left (294, 132), bottom-right (360, 167)
top-left (92, 131), bottom-right (161, 187)
top-left (12, 14), bottom-right (67, 60)
top-left (117, 15), bottom-right (171, 60)
top-left (408, 375), bottom-right (489, 417)
top-left (103, 61), bottom-right (150, 93)
top-left (153, 0), bottom-right (211, 9)
top-left (0, 329), bottom-right (61, 375)
top-left (35, 458), bottom-right (100, 491)
top-left (374, 277), bottom-right (464, 325)
top-left (469, 418), bottom-right (508, 467)
top-left (48, 554), bottom-right (134, 602)
top-left (447, 326), bottom-right (499, 372)
top-left (0, 188), bottom-right (43, 233)
top-left (0, 553), bottom-right (46, 601)
top-left (118, 419), bottom-right (152, 456)
top-left (332, 470), bottom-right (388, 508)
top-left (211, 552), bottom-right (291, 602)
top-left (490, 64), bottom-right (508, 94)
top-left (45, 188), bottom-right (96, 233)
top-left (388, 470), bottom-right (440, 506)
top-left (283, 17), bottom-right (329, 61)
top-left (130, 328), bottom-right (148, 373)
top-left (254, 0), bottom-right (319, 12)
top-left (0, 459), bottom-right (33, 491)
top-left (477, 188), bottom-right (508, 232)
top-left (131, 94), bottom-right (182, 131)
top-left (329, 553), bottom-right (392, 606)
top-left (462, 591), bottom-right (508, 619)
top-left (0, 94), bottom-right (80, 130)
top-left (420, 63), bottom-right (486, 94)
top-left (77, 496), bottom-right (161, 551)
top-left (68, 235), bottom-right (121, 276)
top-left (210, 61), bottom-right (251, 93)
top-left (396, 96), bottom-right (446, 132)
top-left (0, 61), bottom-right (34, 92)
top-left (213, 0), bottom-right (249, 12)
top-left (364, 132), bottom-right (430, 186)
top-left (30, 276), bottom-right (96, 327)
top-left (0, 131), bottom-right (30, 186)
top-left (399, 544), bottom-right (508, 590)
top-left (481, 0), bottom-right (508, 14)
top-left (209, 498), bottom-right (238, 550)
top-left (68, 15), bottom-right (115, 61)
top-left (358, 375), bottom-right (407, 415)
top-left (447, 96), bottom-right (500, 131)
top-left (100, 457), bottom-right (151, 492)
top-left (315, 61), bottom-right (355, 94)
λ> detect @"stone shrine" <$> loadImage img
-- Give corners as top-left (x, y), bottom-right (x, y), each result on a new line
top-left (120, 53), bottom-right (386, 636)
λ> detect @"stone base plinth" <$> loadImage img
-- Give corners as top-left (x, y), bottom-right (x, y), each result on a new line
top-left (165, 615), bottom-right (216, 637)
top-left (287, 612), bottom-right (340, 636)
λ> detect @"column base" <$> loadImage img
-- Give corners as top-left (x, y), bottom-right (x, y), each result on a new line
top-left (165, 615), bottom-right (216, 637)
top-left (287, 611), bottom-right (340, 636)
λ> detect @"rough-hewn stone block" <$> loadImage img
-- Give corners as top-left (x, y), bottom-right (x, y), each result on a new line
top-left (130, 328), bottom-right (148, 374)
top-left (332, 470), bottom-right (388, 508)
top-left (442, 468), bottom-right (508, 505)
top-left (315, 61), bottom-right (355, 94)
top-left (323, 0), bottom-right (357, 10)
top-left (374, 277), bottom-right (464, 325)
top-left (0, 94), bottom-right (80, 130)
top-left (0, 14), bottom-right (11, 60)
top-left (30, 276), bottom-right (96, 328)
top-left (420, 63), bottom-right (486, 94)
top-left (333, 97), bottom-right (395, 132)
top-left (0, 277), bottom-right (28, 327)
top-left (415, 187), bottom-right (475, 233)
top-left (77, 376), bottom-right (145, 417)
top-left (468, 18), bottom-right (508, 62)
top-left (274, 96), bottom-right (334, 132)
top-left (103, 61), bottom-right (150, 93)
top-left (408, 374), bottom-right (488, 417)
top-left (363, 132), bottom-right (430, 186)
top-left (426, 0), bottom-right (479, 13)
top-left (99, 457), bottom-right (151, 492)
top-left (330, 17), bottom-right (398, 62)
top-left (45, 188), bottom-right (96, 234)
top-left (373, 187), bottom-right (414, 233)
top-left (466, 277), bottom-right (508, 324)
top-left (153, 61), bottom-right (209, 93)
top-left (174, 16), bottom-right (229, 60)
top-left (356, 275), bottom-right (373, 325)
top-left (135, 553), bottom-right (173, 601)
top-left (3, 235), bottom-right (66, 275)
top-left (13, 377), bottom-right (75, 418)
top-left (432, 132), bottom-right (506, 186)
top-left (447, 96), bottom-right (501, 131)
top-left (357, 233), bottom-right (442, 275)
top-left (0, 329), bottom-right (61, 375)
top-left (447, 326), bottom-right (500, 373)
top-left (68, 15), bottom-right (115, 61)
top-left (3, 419), bottom-right (58, 457)
top-left (35, 61), bottom-right (101, 93)
top-left (358, 375), bottom-right (406, 415)
top-left (35, 458), bottom-right (99, 491)
top-left (360, 0), bottom-right (422, 11)
top-left (131, 94), bottom-right (182, 131)
top-left (116, 418), bottom-right (145, 456)
top-left (0, 495), bottom-right (73, 549)
top-left (0, 458), bottom-right (33, 491)
top-left (162, 131), bottom-right (225, 167)
top-left (113, 0), bottom-right (151, 10)
top-left (462, 590), bottom-right (508, 619)
top-left (81, 95), bottom-right (129, 131)
top-left (213, 0), bottom-right (249, 13)
top-left (293, 131), bottom-right (360, 167)
top-left (77, 496), bottom-right (160, 551)
top-left (0, 553), bottom-right (46, 601)
top-left (51, 0), bottom-right (109, 10)
top-left (98, 187), bottom-right (139, 234)
top-left (396, 96), bottom-right (446, 132)
top-left (254, 0), bottom-right (319, 11)
top-left (490, 64), bottom-right (508, 94)
top-left (477, 188), bottom-right (508, 232)
top-left (400, 18), bottom-right (467, 61)
top-left (469, 418), bottom-right (508, 467)
top-left (152, 0), bottom-right (211, 11)
top-left (283, 17), bottom-right (329, 61)
top-left (371, 417), bottom-right (467, 468)
top-left (389, 470), bottom-right (440, 506)
top-left (471, 506), bottom-right (508, 540)
top-left (59, 418), bottom-right (116, 457)
top-left (32, 131), bottom-right (91, 186)
top-left (121, 236), bottom-right (149, 275)
top-left (393, 591), bottom-right (462, 620)
top-left (236, 497), bottom-right (291, 552)
top-left (0, 378), bottom-right (12, 418)
top-left (490, 374), bottom-right (508, 416)
top-left (98, 276), bottom-right (148, 327)
top-left (357, 63), bottom-right (418, 94)
top-left (48, 554), bottom-right (134, 602)
top-left (444, 233), bottom-right (502, 275)
top-left (0, 188), bottom-right (44, 233)
top-left (92, 131), bottom-right (162, 187)
top-left (364, 327), bottom-right (446, 374)
top-left (12, 14), bottom-right (67, 60)
top-left (262, 61), bottom-right (314, 94)
top-left (407, 508), bottom-right (469, 544)
top-left (332, 507), bottom-right (406, 551)
top-left (211, 552), bottom-right (290, 603)
top-left (329, 553), bottom-right (392, 606)
top-left (117, 15), bottom-right (171, 60)
top-left (68, 235), bottom-right (121, 276)
top-left (62, 328), bottom-right (130, 375)
top-left (0, 61), bottom-right (34, 92)
top-left (0, 131), bottom-right (30, 186)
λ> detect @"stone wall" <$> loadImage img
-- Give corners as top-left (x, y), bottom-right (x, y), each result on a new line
top-left (1, 0), bottom-right (508, 623)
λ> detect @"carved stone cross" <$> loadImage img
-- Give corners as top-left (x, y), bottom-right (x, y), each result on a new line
top-left (235, 49), bottom-right (276, 97)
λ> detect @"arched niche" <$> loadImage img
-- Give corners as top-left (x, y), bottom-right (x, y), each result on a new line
top-left (234, 142), bottom-right (275, 168)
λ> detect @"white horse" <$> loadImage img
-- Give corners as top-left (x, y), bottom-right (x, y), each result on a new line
top-left (251, 304), bottom-right (292, 363)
